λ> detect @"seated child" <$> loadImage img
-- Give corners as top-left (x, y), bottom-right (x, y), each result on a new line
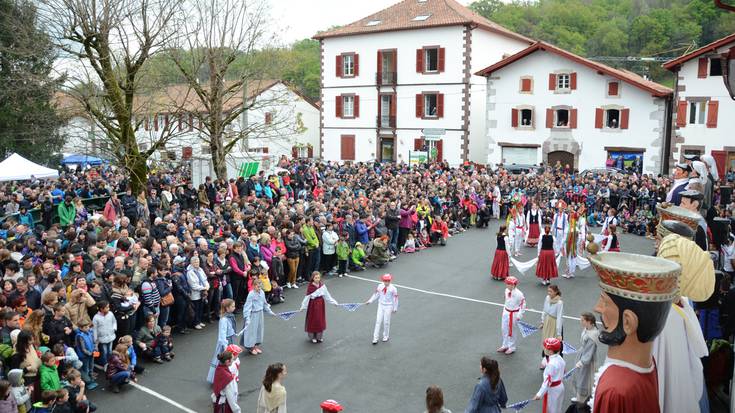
top-left (350, 242), bottom-right (366, 271)
top-left (65, 369), bottom-right (97, 413)
top-left (31, 390), bottom-right (59, 413)
top-left (402, 233), bottom-right (417, 253)
top-left (155, 326), bottom-right (175, 361)
top-left (53, 388), bottom-right (72, 413)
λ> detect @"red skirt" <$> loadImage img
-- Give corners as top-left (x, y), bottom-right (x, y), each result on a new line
top-left (536, 249), bottom-right (558, 280)
top-left (527, 225), bottom-right (540, 245)
top-left (305, 297), bottom-right (326, 333)
top-left (491, 250), bottom-right (509, 279)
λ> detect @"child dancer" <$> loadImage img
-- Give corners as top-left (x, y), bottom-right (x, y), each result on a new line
top-left (365, 274), bottom-right (399, 345)
top-left (498, 276), bottom-right (525, 355)
top-left (533, 338), bottom-right (566, 413)
top-left (508, 206), bottom-right (526, 257)
top-left (539, 285), bottom-right (563, 368)
top-left (491, 226), bottom-right (510, 281)
top-left (563, 208), bottom-right (579, 279)
top-left (525, 202), bottom-right (543, 247)
top-left (536, 226), bottom-right (559, 286)
top-left (602, 224), bottom-right (621, 252)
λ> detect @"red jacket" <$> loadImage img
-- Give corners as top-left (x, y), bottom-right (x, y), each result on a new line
top-left (431, 220), bottom-right (449, 239)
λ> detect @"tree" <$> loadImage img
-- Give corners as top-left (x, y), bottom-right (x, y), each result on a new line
top-left (40, 0), bottom-right (180, 193)
top-left (0, 0), bottom-right (64, 165)
top-left (169, 0), bottom-right (298, 179)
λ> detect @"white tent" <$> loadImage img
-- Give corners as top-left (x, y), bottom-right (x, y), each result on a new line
top-left (0, 153), bottom-right (59, 181)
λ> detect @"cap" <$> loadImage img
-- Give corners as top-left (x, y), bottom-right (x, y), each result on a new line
top-left (588, 252), bottom-right (681, 302)
top-left (320, 400), bottom-right (343, 412)
top-left (504, 276), bottom-right (518, 286)
top-left (675, 163), bottom-right (692, 172)
top-left (543, 337), bottom-right (562, 351)
top-left (381, 274), bottom-right (392, 282)
top-left (225, 344), bottom-right (243, 355)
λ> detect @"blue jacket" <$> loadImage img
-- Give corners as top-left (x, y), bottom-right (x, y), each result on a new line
top-left (75, 329), bottom-right (95, 357)
top-left (355, 220), bottom-right (369, 244)
top-left (465, 376), bottom-right (507, 413)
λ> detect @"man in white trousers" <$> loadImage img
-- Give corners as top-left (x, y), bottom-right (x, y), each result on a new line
top-left (365, 273), bottom-right (399, 344)
top-left (551, 201), bottom-right (568, 254)
top-left (492, 185), bottom-right (501, 219)
top-left (498, 276), bottom-right (525, 355)
top-left (533, 337), bottom-right (565, 413)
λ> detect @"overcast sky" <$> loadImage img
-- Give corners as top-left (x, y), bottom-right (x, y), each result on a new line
top-left (268, 0), bottom-right (473, 45)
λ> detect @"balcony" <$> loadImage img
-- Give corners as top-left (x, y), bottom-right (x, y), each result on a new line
top-left (376, 71), bottom-right (397, 86)
top-left (377, 115), bottom-right (396, 129)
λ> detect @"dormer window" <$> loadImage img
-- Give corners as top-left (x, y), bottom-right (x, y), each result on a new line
top-left (366, 20), bottom-right (381, 26)
top-left (413, 14), bottom-right (431, 21)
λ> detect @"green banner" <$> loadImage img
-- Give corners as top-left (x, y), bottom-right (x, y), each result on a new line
top-left (238, 161), bottom-right (260, 178)
top-left (409, 151), bottom-right (427, 166)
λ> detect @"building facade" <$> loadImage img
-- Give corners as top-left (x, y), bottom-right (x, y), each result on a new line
top-left (476, 42), bottom-right (673, 174)
top-left (663, 33), bottom-right (735, 178)
top-left (314, 0), bottom-right (531, 165)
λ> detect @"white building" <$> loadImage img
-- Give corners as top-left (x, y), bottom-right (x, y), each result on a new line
top-left (663, 33), bottom-right (735, 178)
top-left (59, 80), bottom-right (320, 163)
top-left (476, 41), bottom-right (673, 173)
top-left (313, 0), bottom-right (532, 165)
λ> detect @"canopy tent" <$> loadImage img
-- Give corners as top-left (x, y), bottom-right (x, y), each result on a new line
top-left (61, 154), bottom-right (109, 167)
top-left (0, 153), bottom-right (59, 182)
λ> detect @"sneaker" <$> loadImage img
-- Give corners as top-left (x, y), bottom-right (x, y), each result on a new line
top-left (293, 284), bottom-right (299, 289)
top-left (311, 339), bottom-right (318, 344)
top-left (382, 337), bottom-right (389, 342)
top-left (198, 323), bottom-right (206, 328)
top-left (87, 382), bottom-right (99, 390)
top-left (338, 274), bottom-right (344, 278)
top-left (496, 346), bottom-right (508, 353)
top-left (153, 357), bottom-right (163, 364)
top-left (504, 348), bottom-right (515, 355)
top-left (286, 283), bottom-right (292, 289)
top-left (194, 325), bottom-right (203, 330)
top-left (372, 340), bottom-right (378, 345)
top-left (571, 397), bottom-right (578, 403)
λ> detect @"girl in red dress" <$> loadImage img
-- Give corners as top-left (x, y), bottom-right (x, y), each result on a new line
top-left (301, 271), bottom-right (339, 343)
top-left (602, 225), bottom-right (621, 252)
top-left (536, 225), bottom-right (559, 286)
top-left (525, 202), bottom-right (542, 246)
top-left (491, 225), bottom-right (510, 281)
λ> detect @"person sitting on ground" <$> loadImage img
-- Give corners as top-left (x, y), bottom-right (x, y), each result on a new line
top-left (350, 242), bottom-right (366, 271)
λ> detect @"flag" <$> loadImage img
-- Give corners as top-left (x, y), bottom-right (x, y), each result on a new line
top-left (274, 311), bottom-right (299, 321)
top-left (518, 320), bottom-right (540, 338)
top-left (563, 366), bottom-right (577, 381)
top-left (507, 399), bottom-right (532, 411)
top-left (338, 303), bottom-right (363, 312)
top-left (563, 341), bottom-right (577, 354)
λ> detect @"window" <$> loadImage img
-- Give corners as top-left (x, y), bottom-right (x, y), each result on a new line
top-left (343, 95), bottom-right (355, 117)
top-left (201, 144), bottom-right (211, 155)
top-left (413, 14), bottom-right (431, 21)
top-left (555, 109), bottom-right (569, 127)
top-left (366, 20), bottom-right (381, 26)
top-left (343, 54), bottom-right (354, 77)
top-left (264, 112), bottom-right (273, 125)
top-left (557, 73), bottom-right (570, 90)
top-left (520, 109), bottom-right (533, 127)
top-left (425, 48), bottom-right (438, 72)
top-left (520, 77), bottom-right (533, 93)
top-left (689, 101), bottom-right (707, 125)
top-left (424, 93), bottom-right (438, 117)
top-left (606, 109), bottom-right (620, 129)
top-left (297, 146), bottom-right (309, 158)
top-left (608, 81), bottom-right (620, 97)
top-left (710, 58), bottom-right (723, 76)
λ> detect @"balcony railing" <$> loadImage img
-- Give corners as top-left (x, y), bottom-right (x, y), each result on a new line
top-left (376, 71), bottom-right (397, 86)
top-left (377, 115), bottom-right (396, 128)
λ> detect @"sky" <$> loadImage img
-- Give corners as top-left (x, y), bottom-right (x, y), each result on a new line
top-left (267, 0), bottom-right (473, 45)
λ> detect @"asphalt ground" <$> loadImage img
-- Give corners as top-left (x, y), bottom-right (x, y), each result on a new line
top-left (91, 220), bottom-right (655, 413)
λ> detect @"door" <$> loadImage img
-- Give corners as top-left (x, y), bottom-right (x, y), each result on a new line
top-left (380, 50), bottom-right (396, 84)
top-left (547, 151), bottom-right (574, 169)
top-left (380, 138), bottom-right (394, 162)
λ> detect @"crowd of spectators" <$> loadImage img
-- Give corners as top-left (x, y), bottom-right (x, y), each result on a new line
top-left (0, 155), bottom-right (733, 411)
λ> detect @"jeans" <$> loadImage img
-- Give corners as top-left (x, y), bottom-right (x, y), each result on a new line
top-left (309, 248), bottom-right (321, 273)
top-left (222, 283), bottom-right (233, 300)
top-left (337, 259), bottom-right (348, 275)
top-left (110, 370), bottom-right (131, 385)
top-left (389, 228), bottom-right (399, 253)
top-left (81, 355), bottom-right (94, 382)
top-left (98, 342), bottom-right (113, 365)
top-left (158, 306), bottom-right (170, 329)
top-left (207, 287), bottom-right (221, 320)
top-left (174, 295), bottom-right (188, 331)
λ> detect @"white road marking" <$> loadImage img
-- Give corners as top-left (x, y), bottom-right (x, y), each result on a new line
top-left (345, 274), bottom-right (582, 321)
top-left (129, 382), bottom-right (199, 413)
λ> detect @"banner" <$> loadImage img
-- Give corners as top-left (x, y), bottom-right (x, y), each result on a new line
top-left (563, 341), bottom-right (577, 354)
top-left (518, 320), bottom-right (540, 338)
top-left (274, 310), bottom-right (300, 321)
top-left (238, 161), bottom-right (260, 178)
top-left (409, 151), bottom-right (428, 166)
top-left (338, 303), bottom-right (363, 312)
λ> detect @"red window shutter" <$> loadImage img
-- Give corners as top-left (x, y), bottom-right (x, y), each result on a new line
top-left (354, 95), bottom-right (360, 118)
top-left (621, 108), bottom-right (630, 129)
top-left (307, 146), bottom-right (314, 158)
top-left (336, 55), bottom-right (343, 78)
top-left (341, 135), bottom-right (355, 160)
top-left (711, 150), bottom-right (727, 179)
top-left (570, 72), bottom-right (577, 90)
top-left (676, 101), bottom-right (688, 127)
top-left (416, 49), bottom-right (423, 73)
top-left (438, 48), bottom-right (446, 72)
top-left (291, 146), bottom-right (298, 159)
top-left (154, 115), bottom-right (159, 131)
top-left (436, 139), bottom-right (443, 162)
top-left (698, 58), bottom-right (708, 78)
top-left (335, 96), bottom-right (343, 118)
top-left (548, 74), bottom-right (556, 90)
top-left (595, 108), bottom-right (603, 129)
top-left (390, 94), bottom-right (397, 117)
top-left (570, 108), bottom-right (578, 129)
top-left (377, 51), bottom-right (383, 78)
top-left (546, 109), bottom-right (554, 128)
top-left (416, 94), bottom-right (423, 118)
top-left (354, 54), bottom-right (359, 76)
top-left (414, 138), bottom-right (425, 151)
top-left (608, 82), bottom-right (619, 96)
top-left (706, 100), bottom-right (719, 128)
top-left (511, 108), bottom-right (518, 127)
top-left (437, 94), bottom-right (444, 118)
top-left (144, 116), bottom-right (150, 131)
top-left (521, 78), bottom-right (532, 92)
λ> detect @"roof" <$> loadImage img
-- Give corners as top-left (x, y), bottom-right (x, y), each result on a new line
top-left (475, 41), bottom-right (672, 97)
top-left (312, 0), bottom-right (532, 44)
top-left (663, 33), bottom-right (735, 71)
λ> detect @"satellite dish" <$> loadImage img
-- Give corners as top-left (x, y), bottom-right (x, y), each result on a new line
top-left (722, 47), bottom-right (735, 100)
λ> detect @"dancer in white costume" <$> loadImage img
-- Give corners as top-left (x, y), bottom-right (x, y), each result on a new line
top-left (497, 276), bottom-right (525, 355)
top-left (533, 337), bottom-right (566, 413)
top-left (365, 273), bottom-right (399, 344)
